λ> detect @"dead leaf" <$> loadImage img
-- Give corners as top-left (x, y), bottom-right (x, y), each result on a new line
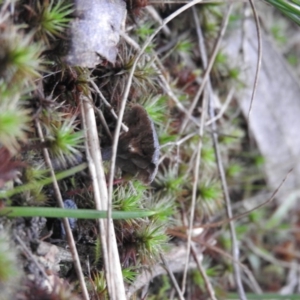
top-left (66, 0), bottom-right (126, 67)
top-left (0, 147), bottom-right (25, 188)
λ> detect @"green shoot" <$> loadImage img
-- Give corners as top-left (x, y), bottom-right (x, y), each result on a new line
top-left (0, 103), bottom-right (30, 153)
top-left (136, 221), bottom-right (169, 264)
top-left (122, 267), bottom-right (138, 284)
top-left (36, 0), bottom-right (74, 42)
top-left (0, 26), bottom-right (43, 86)
top-left (46, 115), bottom-right (84, 166)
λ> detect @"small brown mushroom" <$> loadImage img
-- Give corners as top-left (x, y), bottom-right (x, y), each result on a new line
top-left (101, 104), bottom-right (160, 184)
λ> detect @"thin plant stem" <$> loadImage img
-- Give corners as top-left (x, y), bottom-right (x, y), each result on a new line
top-left (170, 227), bottom-right (262, 294)
top-left (80, 93), bottom-right (126, 299)
top-left (181, 87), bottom-right (207, 294)
top-left (247, 0), bottom-right (262, 120)
top-left (245, 239), bottom-right (300, 272)
top-left (191, 243), bottom-right (218, 300)
top-left (95, 106), bottom-right (112, 139)
top-left (89, 79), bottom-right (128, 132)
top-left (107, 1), bottom-right (206, 294)
top-left (181, 3), bottom-right (234, 295)
top-left (171, 170), bottom-right (292, 230)
top-left (209, 41), bottom-right (248, 300)
top-left (15, 234), bottom-right (50, 282)
top-left (126, 243), bottom-right (204, 298)
top-left (160, 253), bottom-right (185, 300)
top-left (120, 32), bottom-right (202, 128)
top-left (180, 4), bottom-right (233, 134)
top-left (35, 119), bottom-right (90, 300)
top-left (1, 206), bottom-right (156, 219)
top-left (205, 87), bottom-right (235, 126)
top-left (190, 4), bottom-right (248, 299)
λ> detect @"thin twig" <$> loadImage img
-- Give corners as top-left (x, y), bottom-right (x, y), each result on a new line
top-left (121, 32), bottom-right (202, 128)
top-left (146, 5), bottom-right (171, 36)
top-left (181, 86), bottom-right (207, 293)
top-left (210, 100), bottom-right (248, 299)
top-left (181, 4), bottom-right (233, 295)
top-left (168, 228), bottom-right (262, 294)
top-left (89, 79), bottom-right (128, 132)
top-left (107, 0), bottom-right (206, 292)
top-left (159, 89), bottom-right (234, 165)
top-left (160, 253), bottom-right (185, 300)
top-left (180, 4), bottom-right (223, 288)
top-left (191, 243), bottom-right (218, 300)
top-left (205, 87), bottom-right (235, 126)
top-left (245, 239), bottom-right (300, 272)
top-left (180, 5), bottom-right (233, 134)
top-left (208, 47), bottom-right (248, 300)
top-left (198, 226), bottom-right (262, 294)
top-left (35, 119), bottom-right (90, 300)
top-left (95, 106), bottom-right (112, 139)
top-left (159, 132), bottom-right (196, 165)
top-left (15, 234), bottom-right (50, 282)
top-left (199, 239), bottom-right (262, 293)
top-left (160, 132), bottom-right (196, 149)
top-left (194, 170), bottom-right (292, 229)
top-left (126, 244), bottom-right (203, 298)
top-left (247, 0), bottom-right (262, 119)
top-left (190, 4), bottom-right (247, 299)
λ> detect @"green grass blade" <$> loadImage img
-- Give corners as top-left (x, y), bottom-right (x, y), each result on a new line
top-left (264, 0), bottom-right (300, 25)
top-left (0, 163), bottom-right (87, 198)
top-left (0, 206), bottom-right (156, 219)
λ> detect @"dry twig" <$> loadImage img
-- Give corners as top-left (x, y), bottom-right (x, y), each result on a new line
top-left (247, 0), bottom-right (262, 119)
top-left (80, 92), bottom-right (126, 299)
top-left (35, 119), bottom-right (89, 300)
top-left (160, 254), bottom-right (185, 300)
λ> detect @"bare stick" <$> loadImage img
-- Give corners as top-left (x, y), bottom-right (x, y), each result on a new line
top-left (191, 243), bottom-right (218, 300)
top-left (245, 239), bottom-right (300, 272)
top-left (160, 132), bottom-right (196, 149)
top-left (35, 119), bottom-right (90, 300)
top-left (190, 4), bottom-right (247, 299)
top-left (247, 0), bottom-right (262, 119)
top-left (180, 5), bottom-right (232, 134)
top-left (89, 79), bottom-right (128, 132)
top-left (80, 93), bottom-right (125, 299)
top-left (106, 0), bottom-right (206, 291)
top-left (199, 4), bottom-right (248, 298)
top-left (205, 87), bottom-right (235, 126)
top-left (146, 5), bottom-right (171, 36)
top-left (181, 87), bottom-right (207, 293)
top-left (15, 234), bottom-right (49, 282)
top-left (160, 254), bottom-right (185, 300)
top-left (95, 106), bottom-right (112, 139)
top-left (211, 108), bottom-right (247, 299)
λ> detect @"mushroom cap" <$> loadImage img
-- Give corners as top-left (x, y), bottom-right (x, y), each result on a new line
top-left (116, 104), bottom-right (160, 184)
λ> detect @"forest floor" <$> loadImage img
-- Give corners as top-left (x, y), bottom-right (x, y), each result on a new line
top-left (0, 0), bottom-right (300, 299)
